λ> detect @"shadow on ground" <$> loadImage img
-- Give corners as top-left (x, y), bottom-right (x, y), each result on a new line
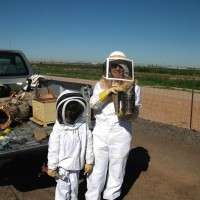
top-left (0, 153), bottom-right (56, 192)
top-left (78, 146), bottom-right (150, 200)
top-left (117, 146), bottom-right (150, 200)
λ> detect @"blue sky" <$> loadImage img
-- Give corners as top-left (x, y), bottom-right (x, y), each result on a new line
top-left (1, 0), bottom-right (200, 68)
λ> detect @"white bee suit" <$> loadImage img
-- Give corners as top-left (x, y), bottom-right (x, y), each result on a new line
top-left (48, 119), bottom-right (94, 200)
top-left (85, 82), bottom-right (141, 200)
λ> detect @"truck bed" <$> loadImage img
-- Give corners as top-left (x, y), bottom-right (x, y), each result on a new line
top-left (0, 78), bottom-right (94, 160)
top-left (0, 120), bottom-right (52, 159)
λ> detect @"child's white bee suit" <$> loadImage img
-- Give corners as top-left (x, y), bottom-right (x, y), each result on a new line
top-left (47, 90), bottom-right (94, 200)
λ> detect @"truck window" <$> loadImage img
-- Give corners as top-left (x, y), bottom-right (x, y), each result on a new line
top-left (0, 54), bottom-right (29, 76)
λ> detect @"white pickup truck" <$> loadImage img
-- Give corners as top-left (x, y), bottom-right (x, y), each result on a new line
top-left (0, 49), bottom-right (94, 160)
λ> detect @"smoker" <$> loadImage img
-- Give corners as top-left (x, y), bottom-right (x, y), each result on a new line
top-left (112, 85), bottom-right (135, 117)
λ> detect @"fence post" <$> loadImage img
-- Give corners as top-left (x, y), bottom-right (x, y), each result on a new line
top-left (189, 77), bottom-right (195, 130)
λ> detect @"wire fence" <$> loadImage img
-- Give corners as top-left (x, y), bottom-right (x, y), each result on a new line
top-left (140, 86), bottom-right (200, 132)
top-left (44, 75), bottom-right (200, 132)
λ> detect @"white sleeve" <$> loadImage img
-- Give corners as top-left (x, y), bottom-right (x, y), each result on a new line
top-left (85, 127), bottom-right (94, 165)
top-left (47, 121), bottom-right (61, 170)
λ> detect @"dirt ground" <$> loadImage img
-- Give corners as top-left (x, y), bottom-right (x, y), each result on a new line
top-left (0, 118), bottom-right (199, 200)
top-left (0, 77), bottom-right (199, 200)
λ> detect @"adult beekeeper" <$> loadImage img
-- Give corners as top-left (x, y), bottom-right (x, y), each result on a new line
top-left (47, 90), bottom-right (94, 200)
top-left (85, 51), bottom-right (142, 200)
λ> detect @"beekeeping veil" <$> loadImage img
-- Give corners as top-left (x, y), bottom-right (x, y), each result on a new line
top-left (56, 90), bottom-right (87, 125)
top-left (102, 51), bottom-right (134, 82)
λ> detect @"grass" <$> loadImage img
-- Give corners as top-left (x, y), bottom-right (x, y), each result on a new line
top-left (137, 76), bottom-right (199, 90)
top-left (31, 62), bottom-right (200, 91)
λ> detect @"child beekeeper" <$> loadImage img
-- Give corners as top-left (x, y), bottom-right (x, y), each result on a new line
top-left (47, 90), bottom-right (94, 200)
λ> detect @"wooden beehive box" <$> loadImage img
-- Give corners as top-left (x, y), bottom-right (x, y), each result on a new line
top-left (30, 98), bottom-right (57, 127)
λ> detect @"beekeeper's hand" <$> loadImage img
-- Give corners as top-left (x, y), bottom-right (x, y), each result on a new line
top-left (84, 163), bottom-right (93, 175)
top-left (99, 86), bottom-right (125, 102)
top-left (108, 86), bottom-right (125, 94)
top-left (47, 169), bottom-right (56, 177)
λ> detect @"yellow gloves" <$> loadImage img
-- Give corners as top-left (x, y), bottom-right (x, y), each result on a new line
top-left (47, 169), bottom-right (57, 177)
top-left (47, 163), bottom-right (93, 178)
top-left (84, 163), bottom-right (93, 175)
top-left (99, 86), bottom-right (125, 102)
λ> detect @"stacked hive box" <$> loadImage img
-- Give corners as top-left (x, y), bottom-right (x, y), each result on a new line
top-left (30, 98), bottom-right (56, 127)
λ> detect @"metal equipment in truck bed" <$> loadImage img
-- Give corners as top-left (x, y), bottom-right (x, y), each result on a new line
top-left (0, 78), bottom-right (94, 160)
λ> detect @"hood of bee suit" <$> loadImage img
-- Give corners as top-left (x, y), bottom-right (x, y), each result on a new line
top-left (56, 90), bottom-right (86, 125)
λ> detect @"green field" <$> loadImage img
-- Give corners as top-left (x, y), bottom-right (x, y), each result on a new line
top-left (31, 62), bottom-right (200, 91)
